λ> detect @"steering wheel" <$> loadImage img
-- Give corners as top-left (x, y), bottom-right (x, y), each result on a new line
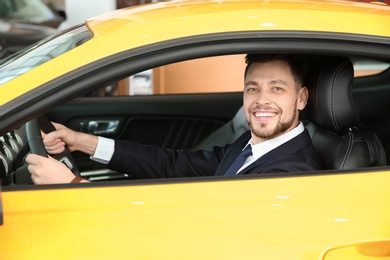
top-left (26, 116), bottom-right (80, 177)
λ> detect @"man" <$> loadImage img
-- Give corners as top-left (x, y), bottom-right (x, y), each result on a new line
top-left (26, 54), bottom-right (322, 184)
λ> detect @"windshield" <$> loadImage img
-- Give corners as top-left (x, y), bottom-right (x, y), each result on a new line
top-left (0, 24), bottom-right (92, 85)
top-left (0, 0), bottom-right (58, 24)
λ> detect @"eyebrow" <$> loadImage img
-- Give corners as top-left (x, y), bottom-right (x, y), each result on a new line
top-left (270, 79), bottom-right (288, 86)
top-left (244, 80), bottom-right (257, 87)
top-left (244, 79), bottom-right (289, 88)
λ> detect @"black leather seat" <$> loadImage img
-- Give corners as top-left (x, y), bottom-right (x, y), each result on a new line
top-left (304, 56), bottom-right (386, 169)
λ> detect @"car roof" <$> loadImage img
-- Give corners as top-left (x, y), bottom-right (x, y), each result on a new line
top-left (85, 0), bottom-right (390, 42)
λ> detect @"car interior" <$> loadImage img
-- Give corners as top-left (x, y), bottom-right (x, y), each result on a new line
top-left (304, 56), bottom-right (386, 169)
top-left (1, 53), bottom-right (390, 186)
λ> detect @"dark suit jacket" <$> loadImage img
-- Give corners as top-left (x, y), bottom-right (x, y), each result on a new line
top-left (108, 129), bottom-right (322, 179)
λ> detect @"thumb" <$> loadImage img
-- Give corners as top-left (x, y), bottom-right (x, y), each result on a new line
top-left (43, 130), bottom-right (62, 143)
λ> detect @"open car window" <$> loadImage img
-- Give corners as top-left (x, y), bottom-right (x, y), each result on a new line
top-left (89, 57), bottom-right (390, 97)
top-left (353, 59), bottom-right (390, 77)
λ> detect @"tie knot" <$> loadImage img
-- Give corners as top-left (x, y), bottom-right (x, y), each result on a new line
top-left (241, 145), bottom-right (252, 157)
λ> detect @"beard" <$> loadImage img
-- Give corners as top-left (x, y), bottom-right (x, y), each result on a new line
top-left (248, 104), bottom-right (297, 141)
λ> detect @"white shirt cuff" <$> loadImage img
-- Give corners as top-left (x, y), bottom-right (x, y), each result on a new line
top-left (90, 136), bottom-right (115, 164)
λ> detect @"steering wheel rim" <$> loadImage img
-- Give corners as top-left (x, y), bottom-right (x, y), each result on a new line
top-left (26, 117), bottom-right (80, 177)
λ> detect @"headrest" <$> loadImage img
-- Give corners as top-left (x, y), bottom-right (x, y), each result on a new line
top-left (305, 56), bottom-right (359, 134)
top-left (232, 106), bottom-right (249, 132)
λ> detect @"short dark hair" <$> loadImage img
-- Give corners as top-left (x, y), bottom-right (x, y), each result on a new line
top-left (244, 54), bottom-right (304, 87)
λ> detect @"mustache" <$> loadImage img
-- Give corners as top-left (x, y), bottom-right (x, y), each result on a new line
top-left (251, 105), bottom-right (281, 113)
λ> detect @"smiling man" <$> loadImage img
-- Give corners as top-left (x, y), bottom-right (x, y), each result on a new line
top-left (244, 54), bottom-right (308, 143)
top-left (26, 54), bottom-right (323, 184)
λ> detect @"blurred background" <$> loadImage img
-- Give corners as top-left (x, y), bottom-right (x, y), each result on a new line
top-left (1, 0), bottom-right (390, 60)
top-left (0, 0), bottom-right (161, 59)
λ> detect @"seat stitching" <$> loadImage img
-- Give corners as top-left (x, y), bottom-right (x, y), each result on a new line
top-left (330, 60), bottom-right (348, 133)
top-left (340, 129), bottom-right (353, 169)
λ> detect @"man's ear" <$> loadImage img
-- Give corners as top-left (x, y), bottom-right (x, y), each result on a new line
top-left (297, 86), bottom-right (308, 111)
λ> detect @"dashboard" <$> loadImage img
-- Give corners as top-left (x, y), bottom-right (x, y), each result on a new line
top-left (0, 125), bottom-right (30, 185)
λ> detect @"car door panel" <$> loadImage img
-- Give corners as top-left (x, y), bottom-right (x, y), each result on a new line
top-left (1, 170), bottom-right (390, 259)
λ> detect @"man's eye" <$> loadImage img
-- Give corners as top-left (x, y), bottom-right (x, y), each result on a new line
top-left (246, 87), bottom-right (257, 92)
top-left (273, 87), bottom-right (283, 92)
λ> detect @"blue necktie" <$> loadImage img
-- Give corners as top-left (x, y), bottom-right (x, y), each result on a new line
top-left (224, 145), bottom-right (252, 176)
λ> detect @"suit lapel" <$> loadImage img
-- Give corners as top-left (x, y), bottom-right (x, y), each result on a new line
top-left (237, 129), bottom-right (312, 175)
top-left (214, 131), bottom-right (251, 176)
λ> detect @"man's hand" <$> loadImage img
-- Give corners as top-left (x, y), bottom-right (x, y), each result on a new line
top-left (43, 122), bottom-right (98, 156)
top-left (43, 122), bottom-right (78, 154)
top-left (26, 154), bottom-right (77, 184)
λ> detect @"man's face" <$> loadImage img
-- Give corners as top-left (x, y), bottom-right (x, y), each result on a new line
top-left (243, 60), bottom-right (308, 144)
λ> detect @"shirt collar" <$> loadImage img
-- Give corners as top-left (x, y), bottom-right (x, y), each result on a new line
top-left (245, 122), bottom-right (305, 159)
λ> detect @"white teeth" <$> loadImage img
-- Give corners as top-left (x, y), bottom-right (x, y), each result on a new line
top-left (255, 112), bottom-right (275, 118)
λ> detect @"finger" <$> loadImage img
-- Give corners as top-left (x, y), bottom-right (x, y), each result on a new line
top-left (30, 173), bottom-right (37, 184)
top-left (27, 163), bottom-right (39, 183)
top-left (44, 131), bottom-right (62, 143)
top-left (40, 122), bottom-right (61, 140)
top-left (43, 136), bottom-right (63, 145)
top-left (40, 130), bottom-right (47, 139)
top-left (27, 163), bottom-right (36, 175)
top-left (51, 122), bottom-right (62, 129)
top-left (43, 138), bottom-right (64, 147)
top-left (25, 153), bottom-right (40, 165)
top-left (45, 142), bottom-right (66, 154)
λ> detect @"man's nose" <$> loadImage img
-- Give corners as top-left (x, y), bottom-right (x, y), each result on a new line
top-left (255, 92), bottom-right (271, 105)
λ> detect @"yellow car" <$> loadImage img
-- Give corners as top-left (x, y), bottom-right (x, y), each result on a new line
top-left (1, 0), bottom-right (390, 259)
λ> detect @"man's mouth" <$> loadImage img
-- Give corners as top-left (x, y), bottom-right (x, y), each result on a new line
top-left (253, 112), bottom-right (277, 118)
